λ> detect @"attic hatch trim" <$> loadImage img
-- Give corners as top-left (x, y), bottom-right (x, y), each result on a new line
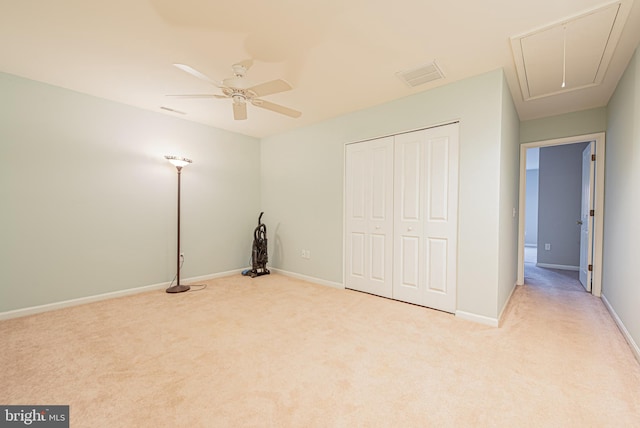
top-left (510, 0), bottom-right (633, 101)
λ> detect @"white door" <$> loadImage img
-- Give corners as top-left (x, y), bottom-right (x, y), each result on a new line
top-left (579, 142), bottom-right (595, 291)
top-left (345, 137), bottom-right (394, 298)
top-left (393, 124), bottom-right (459, 312)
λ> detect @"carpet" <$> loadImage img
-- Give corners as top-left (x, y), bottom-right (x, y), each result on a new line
top-left (1, 271), bottom-right (639, 427)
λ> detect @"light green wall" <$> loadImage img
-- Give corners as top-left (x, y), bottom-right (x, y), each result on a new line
top-left (0, 72), bottom-right (261, 312)
top-left (497, 76), bottom-right (520, 316)
top-left (603, 47), bottom-right (640, 349)
top-left (520, 107), bottom-right (607, 144)
top-left (261, 70), bottom-right (510, 319)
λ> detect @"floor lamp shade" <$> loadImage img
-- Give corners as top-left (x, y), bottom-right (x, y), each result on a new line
top-left (165, 155), bottom-right (192, 293)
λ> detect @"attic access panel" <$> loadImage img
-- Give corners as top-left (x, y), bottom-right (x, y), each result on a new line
top-left (511, 0), bottom-right (632, 100)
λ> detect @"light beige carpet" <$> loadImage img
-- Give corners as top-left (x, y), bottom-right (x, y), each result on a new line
top-left (1, 271), bottom-right (639, 427)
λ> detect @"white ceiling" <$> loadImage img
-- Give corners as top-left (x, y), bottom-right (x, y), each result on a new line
top-left (1, 0), bottom-right (639, 138)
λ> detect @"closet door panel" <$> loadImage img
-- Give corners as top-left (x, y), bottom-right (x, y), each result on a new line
top-left (426, 238), bottom-right (448, 292)
top-left (349, 232), bottom-right (365, 278)
top-left (346, 146), bottom-right (367, 285)
top-left (393, 124), bottom-right (459, 312)
top-left (370, 234), bottom-right (387, 281)
top-left (345, 137), bottom-right (393, 298)
top-left (393, 132), bottom-right (426, 306)
top-left (399, 235), bottom-right (420, 288)
top-left (422, 124), bottom-right (459, 312)
top-left (399, 140), bottom-right (422, 221)
top-left (427, 137), bottom-right (450, 222)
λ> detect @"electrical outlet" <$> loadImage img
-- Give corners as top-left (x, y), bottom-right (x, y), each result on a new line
top-left (301, 249), bottom-right (311, 259)
top-left (544, 244), bottom-right (551, 251)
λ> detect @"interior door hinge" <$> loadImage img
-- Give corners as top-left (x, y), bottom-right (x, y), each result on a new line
top-left (588, 264), bottom-right (593, 272)
top-left (590, 209), bottom-right (595, 216)
top-left (591, 154), bottom-right (596, 161)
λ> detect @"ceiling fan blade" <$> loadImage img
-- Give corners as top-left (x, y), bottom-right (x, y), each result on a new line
top-left (166, 94), bottom-right (227, 99)
top-left (247, 79), bottom-right (292, 97)
top-left (252, 99), bottom-right (301, 118)
top-left (233, 102), bottom-right (247, 120)
top-left (173, 64), bottom-right (222, 87)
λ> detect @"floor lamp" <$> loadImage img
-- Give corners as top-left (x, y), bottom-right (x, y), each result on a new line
top-left (165, 155), bottom-right (192, 293)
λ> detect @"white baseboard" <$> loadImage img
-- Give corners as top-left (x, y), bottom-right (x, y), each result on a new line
top-left (536, 263), bottom-right (579, 271)
top-left (497, 283), bottom-right (518, 327)
top-left (0, 268), bottom-right (244, 321)
top-left (455, 310), bottom-right (499, 327)
top-left (270, 268), bottom-right (344, 289)
top-left (601, 294), bottom-right (640, 365)
top-left (184, 268), bottom-right (245, 283)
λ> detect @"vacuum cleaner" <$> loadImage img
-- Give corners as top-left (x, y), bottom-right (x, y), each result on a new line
top-left (242, 212), bottom-right (270, 278)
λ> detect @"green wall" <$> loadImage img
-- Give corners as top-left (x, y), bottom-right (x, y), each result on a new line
top-left (0, 72), bottom-right (261, 312)
top-left (520, 107), bottom-right (607, 144)
top-left (261, 70), bottom-right (519, 321)
top-left (603, 47), bottom-right (640, 352)
top-left (497, 76), bottom-right (521, 317)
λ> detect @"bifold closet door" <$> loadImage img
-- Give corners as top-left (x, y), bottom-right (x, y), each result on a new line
top-left (393, 124), bottom-right (459, 312)
top-left (345, 136), bottom-right (394, 298)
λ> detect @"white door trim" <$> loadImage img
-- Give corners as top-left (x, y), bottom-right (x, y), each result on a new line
top-left (517, 132), bottom-right (605, 297)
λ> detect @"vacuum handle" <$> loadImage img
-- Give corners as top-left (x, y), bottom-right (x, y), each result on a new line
top-left (258, 211), bottom-right (264, 225)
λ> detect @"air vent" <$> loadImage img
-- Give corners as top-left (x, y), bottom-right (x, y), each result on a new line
top-left (396, 61), bottom-right (445, 87)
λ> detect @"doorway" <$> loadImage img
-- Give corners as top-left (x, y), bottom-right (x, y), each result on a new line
top-left (517, 133), bottom-right (605, 297)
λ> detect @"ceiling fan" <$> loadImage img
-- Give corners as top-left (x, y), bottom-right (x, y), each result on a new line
top-left (169, 60), bottom-right (301, 121)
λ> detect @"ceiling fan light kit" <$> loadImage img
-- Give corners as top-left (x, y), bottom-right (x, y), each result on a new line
top-left (170, 61), bottom-right (301, 121)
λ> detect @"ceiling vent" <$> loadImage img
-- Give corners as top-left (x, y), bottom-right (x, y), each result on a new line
top-left (396, 61), bottom-right (445, 87)
top-left (511, 0), bottom-right (633, 101)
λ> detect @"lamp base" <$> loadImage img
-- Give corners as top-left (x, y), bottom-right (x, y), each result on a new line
top-left (165, 284), bottom-right (191, 293)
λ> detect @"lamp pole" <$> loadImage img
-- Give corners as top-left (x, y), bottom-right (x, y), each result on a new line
top-left (165, 156), bottom-right (192, 293)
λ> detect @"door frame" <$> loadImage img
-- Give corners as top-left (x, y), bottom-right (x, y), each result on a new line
top-left (516, 132), bottom-right (605, 297)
